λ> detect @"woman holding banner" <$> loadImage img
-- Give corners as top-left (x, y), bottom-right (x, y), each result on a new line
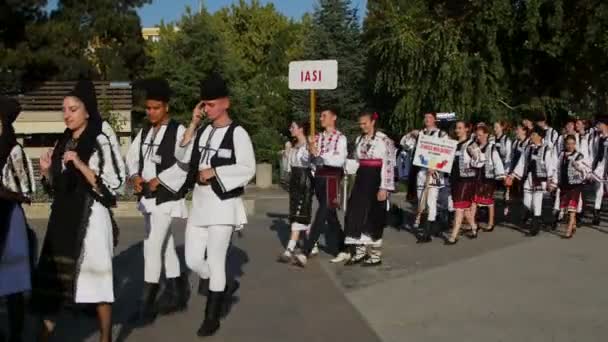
top-left (341, 111), bottom-right (396, 266)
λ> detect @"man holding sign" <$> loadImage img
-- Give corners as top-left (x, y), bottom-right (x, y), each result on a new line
top-left (294, 108), bottom-right (348, 267)
top-left (409, 113), bottom-right (454, 243)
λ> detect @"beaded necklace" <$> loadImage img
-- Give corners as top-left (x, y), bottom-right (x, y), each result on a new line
top-left (359, 131), bottom-right (377, 158)
top-left (319, 130), bottom-right (339, 155)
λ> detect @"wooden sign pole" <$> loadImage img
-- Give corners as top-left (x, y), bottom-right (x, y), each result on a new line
top-left (310, 89), bottom-right (316, 137)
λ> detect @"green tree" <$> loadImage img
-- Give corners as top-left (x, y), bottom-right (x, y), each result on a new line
top-left (364, 0), bottom-right (513, 134)
top-left (48, 0), bottom-right (151, 80)
top-left (0, 0), bottom-right (47, 93)
top-left (145, 7), bottom-right (234, 121)
top-left (294, 0), bottom-right (365, 136)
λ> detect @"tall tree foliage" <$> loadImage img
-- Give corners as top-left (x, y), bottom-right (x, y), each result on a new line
top-left (0, 0), bottom-right (47, 93)
top-left (295, 0), bottom-right (365, 134)
top-left (365, 0), bottom-right (608, 133)
top-left (146, 1), bottom-right (308, 163)
top-left (0, 0), bottom-right (150, 93)
top-left (364, 0), bottom-right (512, 133)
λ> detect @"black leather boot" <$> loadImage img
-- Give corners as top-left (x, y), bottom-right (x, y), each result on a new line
top-left (593, 209), bottom-right (601, 225)
top-left (197, 291), bottom-right (223, 337)
top-left (133, 282), bottom-right (159, 326)
top-left (198, 277), bottom-right (210, 297)
top-left (7, 293), bottom-right (24, 342)
top-left (529, 217), bottom-right (542, 236)
top-left (416, 220), bottom-right (433, 243)
top-left (158, 273), bottom-right (190, 315)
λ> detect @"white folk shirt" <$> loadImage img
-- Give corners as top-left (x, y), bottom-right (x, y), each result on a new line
top-left (352, 131), bottom-right (396, 191)
top-left (311, 130), bottom-right (347, 171)
top-left (126, 124), bottom-right (188, 218)
top-left (1, 145), bottom-right (35, 197)
top-left (287, 143), bottom-right (311, 169)
top-left (178, 124), bottom-right (256, 228)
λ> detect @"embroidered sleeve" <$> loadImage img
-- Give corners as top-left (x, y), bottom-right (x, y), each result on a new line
top-left (7, 145), bottom-right (35, 196)
top-left (574, 155), bottom-right (590, 180)
top-left (157, 125), bottom-right (190, 193)
top-left (297, 144), bottom-right (311, 167)
top-left (125, 128), bottom-right (143, 179)
top-left (380, 137), bottom-right (396, 191)
top-left (492, 147), bottom-right (506, 179)
top-left (320, 135), bottom-right (347, 168)
top-left (504, 137), bottom-right (513, 170)
top-left (213, 127), bottom-right (256, 192)
top-left (511, 147), bottom-right (527, 180)
top-left (93, 132), bottom-right (126, 195)
top-left (546, 147), bottom-right (558, 185)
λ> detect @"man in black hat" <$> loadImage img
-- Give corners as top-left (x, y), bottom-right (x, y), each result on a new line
top-left (179, 72), bottom-right (255, 337)
top-left (506, 126), bottom-right (558, 235)
top-left (125, 78), bottom-right (190, 324)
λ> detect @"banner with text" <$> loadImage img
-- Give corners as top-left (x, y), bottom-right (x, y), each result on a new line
top-left (412, 134), bottom-right (457, 173)
top-left (288, 60), bottom-right (338, 90)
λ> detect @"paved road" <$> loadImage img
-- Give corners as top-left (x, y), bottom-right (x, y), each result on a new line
top-left (3, 193), bottom-right (608, 341)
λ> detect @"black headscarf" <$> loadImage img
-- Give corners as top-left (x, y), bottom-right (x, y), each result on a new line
top-left (0, 96), bottom-right (20, 172)
top-left (50, 80), bottom-right (103, 193)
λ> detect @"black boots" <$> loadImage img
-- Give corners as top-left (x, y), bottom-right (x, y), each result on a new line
top-left (134, 282), bottom-right (160, 326)
top-left (593, 209), bottom-right (601, 225)
top-left (157, 273), bottom-right (191, 315)
top-left (529, 216), bottom-right (542, 236)
top-left (197, 291), bottom-right (223, 337)
top-left (7, 293), bottom-right (24, 342)
top-left (198, 277), bottom-right (210, 296)
top-left (416, 220), bottom-right (433, 243)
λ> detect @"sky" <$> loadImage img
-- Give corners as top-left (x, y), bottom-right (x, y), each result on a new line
top-left (46, 0), bottom-right (368, 27)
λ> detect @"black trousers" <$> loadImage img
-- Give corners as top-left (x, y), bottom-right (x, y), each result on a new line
top-left (303, 176), bottom-right (345, 256)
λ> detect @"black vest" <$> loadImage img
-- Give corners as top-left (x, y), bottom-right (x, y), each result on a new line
top-left (186, 122), bottom-right (245, 200)
top-left (138, 119), bottom-right (188, 204)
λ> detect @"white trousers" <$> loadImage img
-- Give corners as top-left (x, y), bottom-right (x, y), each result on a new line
top-left (594, 182), bottom-right (604, 210)
top-left (523, 187), bottom-right (546, 217)
top-left (417, 187), bottom-right (439, 222)
top-left (143, 212), bottom-right (180, 283)
top-left (185, 224), bottom-right (233, 292)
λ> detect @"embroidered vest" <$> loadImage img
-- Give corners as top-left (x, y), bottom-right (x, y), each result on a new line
top-left (138, 119), bottom-right (188, 204)
top-left (560, 152), bottom-right (585, 186)
top-left (452, 140), bottom-right (478, 179)
top-left (186, 122), bottom-right (245, 200)
top-left (525, 145), bottom-right (549, 181)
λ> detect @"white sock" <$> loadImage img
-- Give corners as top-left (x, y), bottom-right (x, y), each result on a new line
top-left (287, 240), bottom-right (297, 251)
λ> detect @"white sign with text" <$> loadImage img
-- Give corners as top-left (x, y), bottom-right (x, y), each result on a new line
top-left (413, 134), bottom-right (457, 173)
top-left (288, 60), bottom-right (338, 90)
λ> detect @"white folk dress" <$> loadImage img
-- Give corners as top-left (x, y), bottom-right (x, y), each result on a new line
top-left (75, 123), bottom-right (126, 303)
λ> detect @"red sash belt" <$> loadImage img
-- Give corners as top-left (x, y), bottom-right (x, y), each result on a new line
top-left (315, 167), bottom-right (343, 209)
top-left (359, 159), bottom-right (382, 168)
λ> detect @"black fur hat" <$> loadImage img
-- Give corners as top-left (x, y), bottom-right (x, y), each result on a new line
top-left (200, 72), bottom-right (230, 101)
top-left (143, 78), bottom-right (172, 103)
